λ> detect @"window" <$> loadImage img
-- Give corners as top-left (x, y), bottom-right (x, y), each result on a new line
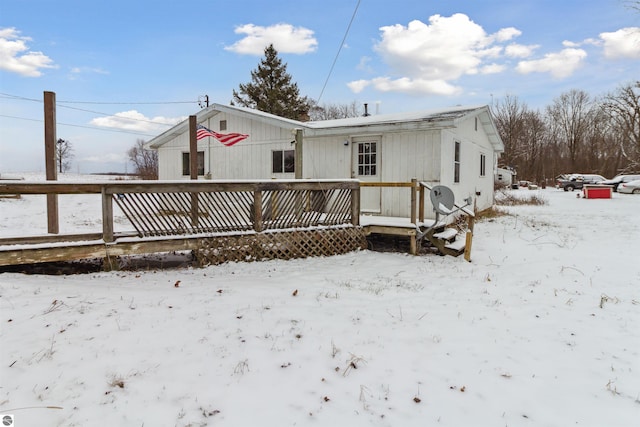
top-left (454, 141), bottom-right (460, 183)
top-left (272, 150), bottom-right (295, 173)
top-left (357, 142), bottom-right (377, 176)
top-left (182, 151), bottom-right (205, 176)
top-left (480, 154), bottom-right (486, 177)
top-left (474, 117), bottom-right (478, 131)
top-left (219, 120), bottom-right (227, 131)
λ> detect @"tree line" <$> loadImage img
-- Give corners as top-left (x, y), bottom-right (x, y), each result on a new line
top-left (493, 82), bottom-right (640, 183)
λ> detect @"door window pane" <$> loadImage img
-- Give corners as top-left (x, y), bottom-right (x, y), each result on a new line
top-left (357, 142), bottom-right (377, 176)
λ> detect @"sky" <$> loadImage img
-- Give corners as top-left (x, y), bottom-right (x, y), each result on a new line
top-left (1, 0), bottom-right (639, 174)
top-left (1, 178), bottom-right (639, 426)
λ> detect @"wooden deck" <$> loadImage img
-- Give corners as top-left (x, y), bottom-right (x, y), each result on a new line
top-left (0, 179), bottom-right (473, 268)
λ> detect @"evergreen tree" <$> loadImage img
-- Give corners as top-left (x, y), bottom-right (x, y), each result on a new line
top-left (232, 44), bottom-right (312, 121)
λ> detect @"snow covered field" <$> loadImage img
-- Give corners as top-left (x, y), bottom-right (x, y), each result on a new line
top-left (1, 177), bottom-right (639, 426)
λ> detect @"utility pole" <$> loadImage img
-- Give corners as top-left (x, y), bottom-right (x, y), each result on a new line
top-left (198, 95), bottom-right (209, 109)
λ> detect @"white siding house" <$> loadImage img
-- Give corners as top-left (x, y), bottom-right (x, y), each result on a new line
top-left (146, 103), bottom-right (504, 218)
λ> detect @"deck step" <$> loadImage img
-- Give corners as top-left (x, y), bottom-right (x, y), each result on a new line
top-left (445, 239), bottom-right (466, 252)
top-left (432, 228), bottom-right (458, 241)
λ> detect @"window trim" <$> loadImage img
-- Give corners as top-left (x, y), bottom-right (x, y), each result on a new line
top-left (357, 141), bottom-right (378, 176)
top-left (480, 153), bottom-right (486, 177)
top-left (272, 149), bottom-right (295, 174)
top-left (182, 151), bottom-right (205, 176)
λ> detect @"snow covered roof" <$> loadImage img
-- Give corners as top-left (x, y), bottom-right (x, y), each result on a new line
top-left (146, 103), bottom-right (503, 152)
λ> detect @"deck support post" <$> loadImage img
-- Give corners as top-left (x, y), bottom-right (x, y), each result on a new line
top-left (409, 230), bottom-right (417, 255)
top-left (410, 178), bottom-right (417, 225)
top-left (102, 187), bottom-right (114, 243)
top-left (189, 116), bottom-right (199, 228)
top-left (294, 128), bottom-right (303, 179)
top-left (419, 183), bottom-right (425, 222)
top-left (44, 91), bottom-right (59, 234)
top-left (351, 185), bottom-right (360, 226)
top-left (253, 190), bottom-right (263, 232)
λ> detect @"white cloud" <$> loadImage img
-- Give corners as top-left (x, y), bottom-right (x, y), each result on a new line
top-left (70, 66), bottom-right (109, 75)
top-left (599, 27), bottom-right (640, 59)
top-left (356, 56), bottom-right (373, 73)
top-left (346, 79), bottom-right (370, 93)
top-left (225, 23), bottom-right (318, 55)
top-left (369, 77), bottom-right (462, 96)
top-left (0, 27), bottom-right (56, 77)
top-left (480, 63), bottom-right (506, 74)
top-left (505, 43), bottom-right (539, 58)
top-left (90, 110), bottom-right (184, 132)
top-left (69, 66), bottom-right (109, 81)
top-left (490, 27), bottom-right (522, 43)
top-left (348, 14), bottom-right (521, 96)
top-left (562, 40), bottom-right (581, 48)
top-left (516, 48), bottom-right (587, 79)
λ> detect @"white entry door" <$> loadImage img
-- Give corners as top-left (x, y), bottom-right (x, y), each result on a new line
top-left (352, 137), bottom-right (381, 213)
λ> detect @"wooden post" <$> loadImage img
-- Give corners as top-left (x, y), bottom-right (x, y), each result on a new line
top-left (189, 115), bottom-right (198, 180)
top-left (44, 91), bottom-right (58, 234)
top-left (463, 230), bottom-right (473, 262)
top-left (102, 187), bottom-right (114, 243)
top-left (463, 199), bottom-right (476, 262)
top-left (253, 190), bottom-right (263, 232)
top-left (410, 178), bottom-right (417, 225)
top-left (419, 184), bottom-right (425, 222)
top-left (351, 185), bottom-right (360, 226)
top-left (409, 230), bottom-right (417, 255)
top-left (294, 128), bottom-right (303, 179)
top-left (188, 115), bottom-right (199, 227)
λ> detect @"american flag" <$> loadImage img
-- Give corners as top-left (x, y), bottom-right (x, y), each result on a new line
top-left (196, 124), bottom-right (249, 147)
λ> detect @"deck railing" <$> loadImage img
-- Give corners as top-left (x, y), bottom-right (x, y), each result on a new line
top-left (0, 180), bottom-right (361, 244)
top-left (360, 178), bottom-right (475, 223)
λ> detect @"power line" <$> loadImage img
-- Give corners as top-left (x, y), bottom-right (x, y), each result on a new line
top-left (0, 114), bottom-right (157, 137)
top-left (0, 92), bottom-right (197, 105)
top-left (57, 104), bottom-right (176, 127)
top-left (1, 92), bottom-right (186, 130)
top-left (316, 0), bottom-right (361, 104)
top-left (59, 100), bottom-right (195, 105)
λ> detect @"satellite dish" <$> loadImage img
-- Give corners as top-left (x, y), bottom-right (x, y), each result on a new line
top-left (430, 185), bottom-right (455, 215)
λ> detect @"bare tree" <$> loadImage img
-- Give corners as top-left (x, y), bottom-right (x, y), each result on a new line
top-left (545, 89), bottom-right (597, 171)
top-left (520, 110), bottom-right (548, 183)
top-left (128, 139), bottom-right (158, 179)
top-left (309, 101), bottom-right (363, 121)
top-left (624, 0), bottom-right (640, 12)
top-left (492, 94), bottom-right (528, 169)
top-left (56, 138), bottom-right (74, 173)
top-left (601, 81), bottom-right (640, 173)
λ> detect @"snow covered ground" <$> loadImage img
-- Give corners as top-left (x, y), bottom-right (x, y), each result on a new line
top-left (1, 176), bottom-right (639, 426)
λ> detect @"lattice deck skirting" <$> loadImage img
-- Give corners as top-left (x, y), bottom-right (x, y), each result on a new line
top-left (194, 226), bottom-right (367, 266)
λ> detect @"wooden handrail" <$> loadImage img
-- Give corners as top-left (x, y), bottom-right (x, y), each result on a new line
top-left (0, 180), bottom-right (361, 244)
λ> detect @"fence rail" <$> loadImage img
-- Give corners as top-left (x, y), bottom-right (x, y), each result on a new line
top-left (0, 180), bottom-right (361, 244)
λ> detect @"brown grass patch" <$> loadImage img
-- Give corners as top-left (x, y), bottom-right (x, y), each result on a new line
top-left (495, 189), bottom-right (547, 206)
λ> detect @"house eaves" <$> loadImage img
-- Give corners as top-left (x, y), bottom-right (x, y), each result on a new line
top-left (145, 103), bottom-right (305, 149)
top-left (145, 103), bottom-right (504, 153)
top-left (304, 104), bottom-right (503, 153)
top-left (303, 105), bottom-right (480, 137)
